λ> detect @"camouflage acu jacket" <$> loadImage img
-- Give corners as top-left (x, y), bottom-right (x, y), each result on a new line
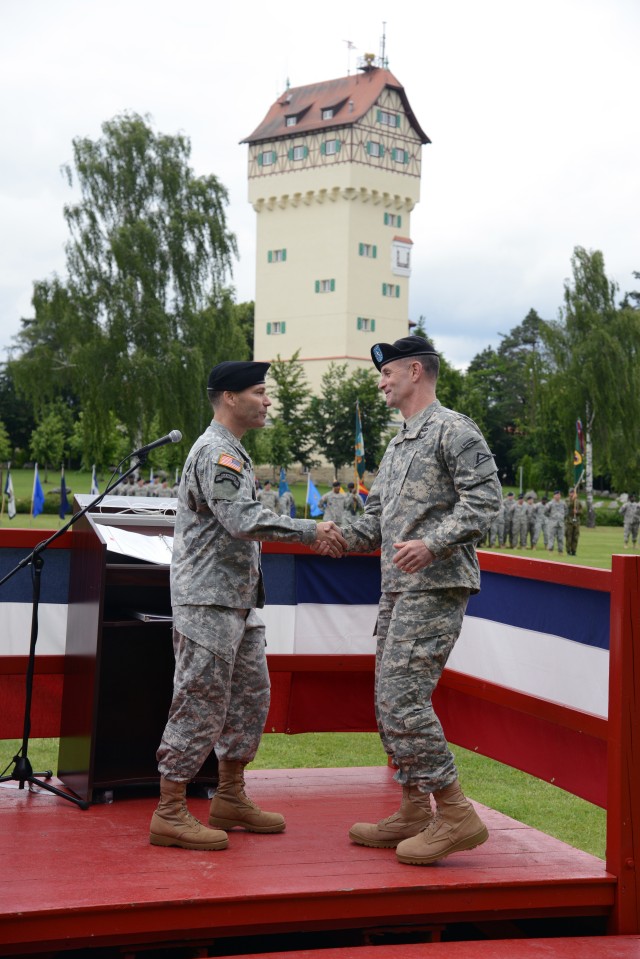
top-left (341, 401), bottom-right (501, 592)
top-left (171, 420), bottom-right (317, 610)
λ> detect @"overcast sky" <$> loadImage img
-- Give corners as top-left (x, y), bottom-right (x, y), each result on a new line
top-left (1, 0), bottom-right (638, 368)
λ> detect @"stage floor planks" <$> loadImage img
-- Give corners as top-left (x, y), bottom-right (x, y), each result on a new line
top-left (0, 766), bottom-right (615, 956)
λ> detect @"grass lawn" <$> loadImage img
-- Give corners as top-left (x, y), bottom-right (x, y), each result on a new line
top-left (0, 733), bottom-right (606, 860)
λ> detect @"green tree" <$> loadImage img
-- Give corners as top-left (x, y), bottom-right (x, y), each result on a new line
top-left (545, 247), bottom-right (640, 522)
top-left (9, 113), bottom-right (244, 468)
top-left (310, 364), bottom-right (392, 475)
top-left (0, 420), bottom-right (11, 464)
top-left (266, 352), bottom-right (315, 469)
top-left (30, 406), bottom-right (67, 481)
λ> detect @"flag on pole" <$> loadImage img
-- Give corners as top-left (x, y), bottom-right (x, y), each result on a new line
top-left (59, 465), bottom-right (71, 519)
top-left (32, 463), bottom-right (45, 518)
top-left (354, 399), bottom-right (365, 480)
top-left (573, 419), bottom-right (585, 488)
top-left (3, 465), bottom-right (17, 520)
top-left (90, 464), bottom-right (99, 495)
top-left (305, 474), bottom-right (323, 517)
top-left (278, 466), bottom-right (289, 497)
top-left (357, 480), bottom-right (369, 504)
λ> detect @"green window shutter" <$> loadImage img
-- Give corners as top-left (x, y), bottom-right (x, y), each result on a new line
top-left (268, 250), bottom-right (272, 263)
top-left (359, 243), bottom-right (364, 256)
top-left (315, 280), bottom-right (320, 293)
top-left (320, 141), bottom-right (326, 155)
top-left (382, 283), bottom-right (387, 295)
top-left (357, 317), bottom-right (363, 330)
top-left (384, 212), bottom-right (389, 225)
top-left (366, 141), bottom-right (371, 156)
top-left (288, 148), bottom-right (294, 161)
top-left (281, 322), bottom-right (286, 334)
top-left (396, 285), bottom-right (400, 298)
top-left (335, 139), bottom-right (341, 152)
top-left (257, 153), bottom-right (263, 166)
top-left (303, 145), bottom-right (309, 158)
top-left (371, 319), bottom-right (376, 332)
top-left (373, 245), bottom-right (377, 258)
top-left (282, 249), bottom-right (287, 261)
top-left (376, 109), bottom-right (382, 123)
top-left (267, 322), bottom-right (272, 335)
top-left (379, 145), bottom-right (385, 158)
top-left (330, 279), bottom-right (335, 291)
top-left (398, 215), bottom-right (402, 228)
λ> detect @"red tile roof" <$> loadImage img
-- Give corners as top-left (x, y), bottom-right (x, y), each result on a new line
top-left (241, 68), bottom-right (430, 145)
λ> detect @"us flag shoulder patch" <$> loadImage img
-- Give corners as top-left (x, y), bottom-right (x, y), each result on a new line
top-left (217, 452), bottom-right (242, 474)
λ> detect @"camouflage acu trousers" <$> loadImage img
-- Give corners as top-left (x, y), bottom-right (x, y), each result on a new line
top-left (157, 608), bottom-right (270, 782)
top-left (374, 588), bottom-right (470, 793)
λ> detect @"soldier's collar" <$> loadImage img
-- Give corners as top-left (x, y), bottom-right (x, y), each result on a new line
top-left (396, 400), bottom-right (440, 441)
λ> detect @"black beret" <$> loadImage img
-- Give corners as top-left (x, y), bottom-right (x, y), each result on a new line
top-left (371, 335), bottom-right (439, 372)
top-left (207, 361), bottom-right (270, 392)
top-left (332, 480), bottom-right (341, 487)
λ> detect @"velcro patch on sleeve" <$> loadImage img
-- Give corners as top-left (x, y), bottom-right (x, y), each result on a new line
top-left (217, 452), bottom-right (243, 474)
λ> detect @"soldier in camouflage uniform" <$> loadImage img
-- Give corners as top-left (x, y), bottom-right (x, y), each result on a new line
top-left (503, 491), bottom-right (515, 547)
top-left (511, 494), bottom-right (528, 548)
top-left (335, 336), bottom-right (501, 866)
top-left (319, 481), bottom-right (348, 522)
top-left (564, 488), bottom-right (583, 556)
top-left (343, 482), bottom-right (364, 524)
top-left (620, 494), bottom-right (640, 548)
top-left (487, 498), bottom-right (505, 547)
top-left (532, 496), bottom-right (548, 548)
top-left (545, 490), bottom-right (567, 553)
top-left (257, 479), bottom-right (279, 513)
top-left (150, 361), bottom-right (347, 851)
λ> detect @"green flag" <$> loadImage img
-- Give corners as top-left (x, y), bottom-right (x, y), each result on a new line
top-left (355, 400), bottom-right (365, 480)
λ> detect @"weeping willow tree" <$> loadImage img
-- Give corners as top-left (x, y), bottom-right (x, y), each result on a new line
top-left (10, 112), bottom-right (247, 468)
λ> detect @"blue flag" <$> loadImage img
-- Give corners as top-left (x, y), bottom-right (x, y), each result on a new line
top-left (32, 464), bottom-right (45, 517)
top-left (306, 474), bottom-right (323, 517)
top-left (355, 399), bottom-right (365, 479)
top-left (59, 466), bottom-right (71, 519)
top-left (279, 466), bottom-right (289, 497)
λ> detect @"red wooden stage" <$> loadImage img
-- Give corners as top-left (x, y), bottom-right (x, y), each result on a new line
top-left (0, 766), bottom-right (617, 957)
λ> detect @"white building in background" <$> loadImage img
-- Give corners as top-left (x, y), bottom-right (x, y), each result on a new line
top-left (242, 59), bottom-right (430, 393)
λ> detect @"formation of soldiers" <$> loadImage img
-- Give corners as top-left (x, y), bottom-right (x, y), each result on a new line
top-left (484, 487), bottom-right (583, 555)
top-left (120, 476), bottom-right (179, 498)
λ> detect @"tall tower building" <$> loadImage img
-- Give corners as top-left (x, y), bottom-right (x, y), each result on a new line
top-left (242, 60), bottom-right (429, 392)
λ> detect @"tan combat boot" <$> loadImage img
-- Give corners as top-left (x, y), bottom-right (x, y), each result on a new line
top-left (150, 777), bottom-right (228, 850)
top-left (348, 785), bottom-right (434, 848)
top-left (209, 760), bottom-right (285, 833)
top-left (396, 778), bottom-right (488, 865)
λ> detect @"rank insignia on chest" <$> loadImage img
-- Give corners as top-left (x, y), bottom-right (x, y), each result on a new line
top-left (217, 452), bottom-right (242, 474)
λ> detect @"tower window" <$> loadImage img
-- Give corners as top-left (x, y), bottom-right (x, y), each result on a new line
top-left (384, 212), bottom-right (402, 228)
top-left (377, 109), bottom-right (399, 128)
top-left (266, 321), bottom-right (286, 335)
top-left (358, 243), bottom-right (377, 258)
top-left (268, 249), bottom-right (287, 263)
top-left (288, 145), bottom-right (309, 161)
top-left (315, 279), bottom-right (336, 293)
top-left (321, 108), bottom-right (334, 120)
top-left (357, 317), bottom-right (376, 332)
top-left (285, 116), bottom-right (297, 127)
top-left (366, 141), bottom-right (384, 158)
top-left (321, 139), bottom-right (341, 155)
top-left (392, 147), bottom-right (409, 164)
top-left (258, 150), bottom-right (276, 167)
top-left (382, 283), bottom-right (401, 298)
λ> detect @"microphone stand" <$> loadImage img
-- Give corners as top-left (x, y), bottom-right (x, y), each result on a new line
top-left (0, 455), bottom-right (149, 809)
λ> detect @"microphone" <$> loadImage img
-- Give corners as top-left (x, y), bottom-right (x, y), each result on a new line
top-left (131, 430), bottom-right (182, 459)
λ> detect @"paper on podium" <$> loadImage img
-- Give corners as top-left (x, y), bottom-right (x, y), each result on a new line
top-left (97, 523), bottom-right (174, 564)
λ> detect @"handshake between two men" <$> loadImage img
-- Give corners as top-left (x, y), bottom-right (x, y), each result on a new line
top-left (310, 522), bottom-right (348, 558)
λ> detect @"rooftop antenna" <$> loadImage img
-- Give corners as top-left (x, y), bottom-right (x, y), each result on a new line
top-left (380, 21), bottom-right (388, 69)
top-left (344, 39), bottom-right (356, 75)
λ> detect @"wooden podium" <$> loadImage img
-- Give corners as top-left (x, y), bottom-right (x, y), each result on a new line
top-left (57, 495), bottom-right (217, 803)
